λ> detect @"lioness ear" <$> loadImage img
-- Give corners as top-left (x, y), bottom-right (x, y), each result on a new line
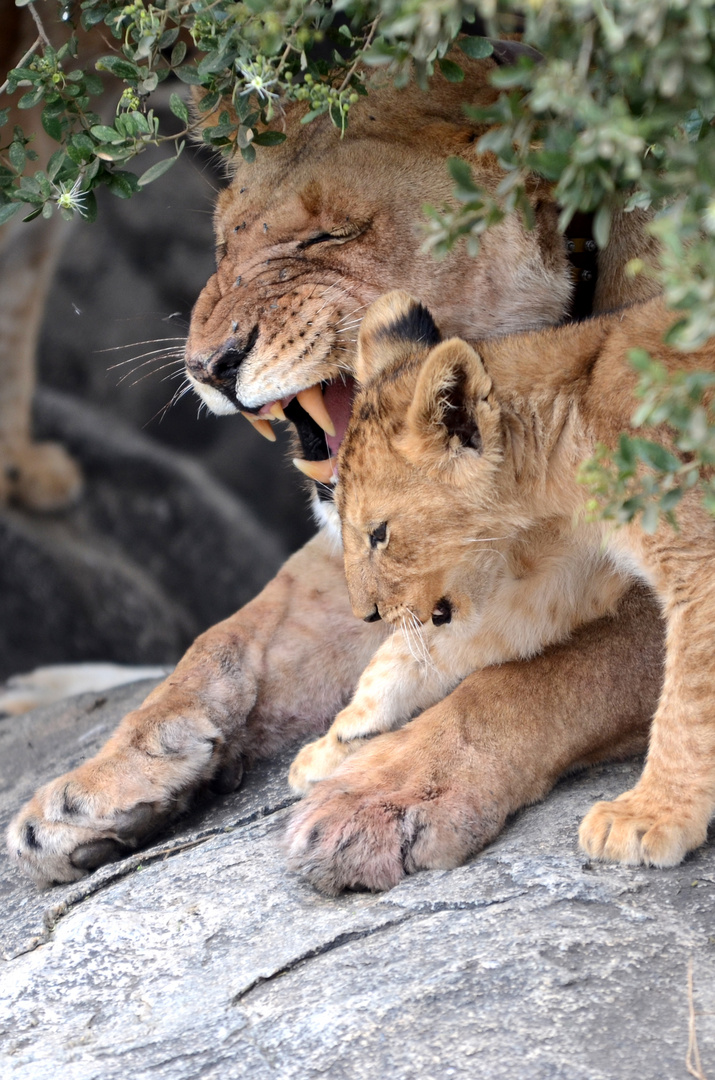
top-left (401, 339), bottom-right (492, 465)
top-left (356, 292), bottom-right (442, 384)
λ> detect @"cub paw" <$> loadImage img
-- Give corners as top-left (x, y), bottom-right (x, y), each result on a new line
top-left (0, 441), bottom-right (83, 512)
top-left (578, 789), bottom-right (708, 867)
top-left (288, 733), bottom-right (354, 795)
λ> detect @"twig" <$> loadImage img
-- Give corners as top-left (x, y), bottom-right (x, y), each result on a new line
top-left (338, 15), bottom-right (381, 93)
top-left (686, 957), bottom-right (708, 1080)
top-left (0, 35), bottom-right (42, 96)
top-left (28, 2), bottom-right (53, 49)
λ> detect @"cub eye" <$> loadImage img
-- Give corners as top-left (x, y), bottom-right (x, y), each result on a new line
top-left (369, 522), bottom-right (387, 549)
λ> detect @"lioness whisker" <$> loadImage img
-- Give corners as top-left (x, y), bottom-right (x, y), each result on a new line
top-left (98, 337), bottom-right (186, 354)
top-left (127, 360), bottom-right (186, 388)
top-left (149, 379), bottom-right (193, 425)
top-left (109, 348), bottom-right (186, 372)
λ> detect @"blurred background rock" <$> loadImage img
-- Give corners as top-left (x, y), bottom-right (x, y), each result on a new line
top-left (2, 93), bottom-right (315, 681)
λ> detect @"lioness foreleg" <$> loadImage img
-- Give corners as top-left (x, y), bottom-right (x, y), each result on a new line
top-left (7, 531), bottom-right (387, 886)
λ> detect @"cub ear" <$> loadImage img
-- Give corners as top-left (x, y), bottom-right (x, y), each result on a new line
top-left (400, 339), bottom-right (492, 466)
top-left (356, 292), bottom-right (442, 385)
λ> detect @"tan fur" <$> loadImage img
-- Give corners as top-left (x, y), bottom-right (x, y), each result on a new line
top-left (320, 291), bottom-right (715, 869)
top-left (7, 52), bottom-right (667, 890)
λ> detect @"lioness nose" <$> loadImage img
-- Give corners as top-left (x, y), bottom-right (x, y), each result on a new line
top-left (186, 325), bottom-right (259, 399)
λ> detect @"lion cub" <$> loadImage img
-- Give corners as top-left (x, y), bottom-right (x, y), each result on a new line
top-left (289, 290), bottom-right (715, 869)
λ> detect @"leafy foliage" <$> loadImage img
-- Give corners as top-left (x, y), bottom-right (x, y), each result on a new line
top-left (580, 351), bottom-right (715, 532)
top-left (1, 0), bottom-right (715, 527)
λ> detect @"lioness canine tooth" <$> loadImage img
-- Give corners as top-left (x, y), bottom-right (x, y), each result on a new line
top-left (292, 457), bottom-right (337, 483)
top-left (240, 412), bottom-right (277, 442)
top-left (296, 385), bottom-right (336, 438)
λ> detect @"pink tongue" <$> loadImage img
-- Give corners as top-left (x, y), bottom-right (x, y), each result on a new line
top-left (323, 379), bottom-right (355, 457)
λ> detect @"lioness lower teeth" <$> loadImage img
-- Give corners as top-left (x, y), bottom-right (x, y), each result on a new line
top-left (292, 457), bottom-right (337, 483)
top-left (296, 385), bottom-right (336, 437)
top-left (240, 412), bottom-right (276, 442)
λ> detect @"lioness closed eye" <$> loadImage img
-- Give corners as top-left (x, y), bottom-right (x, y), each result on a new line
top-left (290, 290), bottom-right (715, 870)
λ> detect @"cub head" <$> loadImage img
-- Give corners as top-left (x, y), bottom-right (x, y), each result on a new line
top-left (337, 291), bottom-right (505, 628)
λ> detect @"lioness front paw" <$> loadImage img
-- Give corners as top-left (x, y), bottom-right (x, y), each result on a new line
top-left (578, 788), bottom-right (708, 867)
top-left (7, 712), bottom-right (244, 886)
top-left (285, 728), bottom-right (503, 894)
top-left (288, 733), bottom-right (354, 795)
top-left (0, 441), bottom-right (83, 512)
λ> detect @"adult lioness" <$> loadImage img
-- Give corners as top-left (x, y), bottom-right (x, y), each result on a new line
top-left (287, 292), bottom-right (714, 888)
top-left (7, 51), bottom-right (664, 889)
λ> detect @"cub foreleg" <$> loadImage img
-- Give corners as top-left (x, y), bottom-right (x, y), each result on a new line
top-left (288, 625), bottom-right (466, 794)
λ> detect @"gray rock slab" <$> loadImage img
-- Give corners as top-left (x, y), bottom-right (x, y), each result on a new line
top-left (1, 685), bottom-right (714, 1080)
top-left (0, 389), bottom-right (285, 680)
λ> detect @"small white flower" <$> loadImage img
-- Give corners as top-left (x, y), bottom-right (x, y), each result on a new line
top-left (236, 58), bottom-right (280, 102)
top-left (54, 176), bottom-right (87, 214)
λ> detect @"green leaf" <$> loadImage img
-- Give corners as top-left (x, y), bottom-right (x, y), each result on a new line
top-left (0, 202), bottom-right (21, 226)
top-left (169, 93), bottom-right (189, 124)
top-left (0, 108), bottom-right (9, 129)
top-left (438, 59), bottom-right (464, 83)
top-left (640, 502), bottom-right (660, 533)
top-left (104, 170), bottom-right (140, 199)
top-left (84, 73), bottom-right (104, 96)
top-left (240, 143), bottom-right (256, 163)
top-left (137, 156), bottom-right (177, 187)
top-left (458, 38), bottom-right (494, 60)
top-left (171, 41), bottom-right (187, 67)
top-left (633, 439), bottom-right (680, 473)
top-left (41, 107), bottom-right (63, 142)
top-left (9, 141), bottom-right (26, 173)
top-left (47, 149), bottom-right (68, 182)
top-left (95, 56), bottom-right (141, 80)
top-left (90, 125), bottom-right (125, 144)
top-left (17, 87), bottom-right (45, 109)
top-left (660, 487), bottom-right (683, 511)
top-left (175, 65), bottom-right (201, 85)
top-left (593, 203), bottom-right (612, 250)
top-left (251, 130), bottom-right (287, 146)
top-left (447, 157), bottom-right (477, 191)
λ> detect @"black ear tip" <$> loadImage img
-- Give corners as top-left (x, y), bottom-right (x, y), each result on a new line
top-left (380, 301), bottom-right (442, 349)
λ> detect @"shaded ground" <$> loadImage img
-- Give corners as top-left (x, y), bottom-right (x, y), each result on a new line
top-left (1, 682), bottom-right (714, 1079)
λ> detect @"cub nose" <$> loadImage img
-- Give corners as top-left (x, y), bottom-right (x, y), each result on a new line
top-left (185, 324), bottom-right (259, 401)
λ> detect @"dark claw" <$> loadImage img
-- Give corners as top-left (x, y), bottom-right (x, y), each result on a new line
top-left (24, 821), bottom-right (40, 849)
top-left (210, 755), bottom-right (245, 795)
top-left (114, 802), bottom-right (159, 840)
top-left (70, 838), bottom-right (129, 872)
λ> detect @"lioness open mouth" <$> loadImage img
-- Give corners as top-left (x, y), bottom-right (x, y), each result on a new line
top-left (239, 378), bottom-right (356, 497)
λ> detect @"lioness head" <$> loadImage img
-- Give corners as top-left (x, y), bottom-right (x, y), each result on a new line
top-left (337, 291), bottom-right (508, 627)
top-left (184, 53), bottom-right (574, 521)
